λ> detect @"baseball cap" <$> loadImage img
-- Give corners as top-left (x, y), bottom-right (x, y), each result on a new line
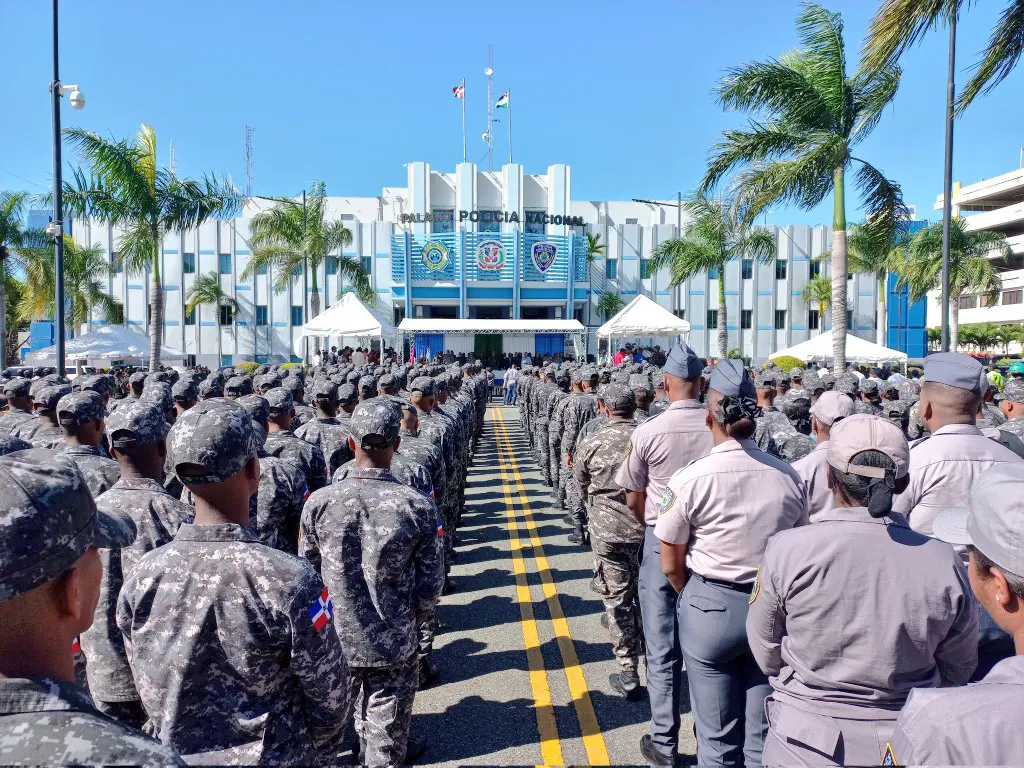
top-left (337, 383), bottom-right (358, 405)
top-left (238, 394), bottom-right (270, 426)
top-left (198, 378), bottom-right (224, 399)
top-left (141, 382), bottom-right (174, 414)
top-left (171, 378), bottom-right (199, 403)
top-left (224, 376), bottom-right (253, 397)
top-left (78, 374), bottom-right (116, 396)
top-left (349, 399), bottom-right (401, 451)
top-left (923, 352), bottom-right (985, 394)
top-left (106, 401), bottom-right (171, 449)
top-left (708, 360), bottom-right (755, 399)
top-left (628, 374), bottom-right (652, 393)
top-left (310, 379), bottom-right (339, 401)
top-left (57, 390), bottom-right (105, 427)
top-left (128, 372), bottom-right (148, 389)
top-left (827, 413), bottom-right (910, 480)
top-left (810, 390), bottom-right (855, 426)
top-left (33, 384), bottom-right (72, 413)
top-left (933, 465), bottom-right (1024, 579)
top-left (601, 383), bottom-right (636, 414)
top-left (0, 450), bottom-right (136, 601)
top-left (167, 398), bottom-right (258, 485)
top-left (995, 379), bottom-right (1024, 404)
top-left (3, 377), bottom-right (31, 398)
top-left (664, 342), bottom-right (703, 380)
top-left (264, 387), bottom-right (294, 416)
top-left (410, 377), bottom-right (436, 396)
top-left (789, 367), bottom-right (804, 381)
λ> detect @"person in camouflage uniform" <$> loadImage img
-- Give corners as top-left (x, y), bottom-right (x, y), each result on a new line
top-left (411, 377), bottom-right (457, 577)
top-left (997, 379), bottom-right (1024, 439)
top-left (754, 370), bottom-right (794, 459)
top-left (518, 367), bottom-right (535, 443)
top-left (548, 372), bottom-right (574, 507)
top-left (81, 400), bottom-right (193, 728)
top-left (630, 374), bottom-right (654, 423)
top-left (16, 384), bottom-right (70, 449)
top-left (0, 377), bottom-right (35, 436)
top-left (857, 379), bottom-right (884, 415)
top-left (0, 449), bottom-right (183, 766)
top-left (295, 379), bottom-right (355, 474)
top-left (118, 398), bottom-right (351, 763)
top-left (533, 369), bottom-right (559, 485)
top-left (573, 383), bottom-right (645, 699)
top-left (56, 391), bottom-right (120, 498)
top-left (649, 371), bottom-right (669, 418)
top-left (779, 388), bottom-right (812, 435)
top-left (563, 368), bottom-right (599, 544)
top-left (263, 387), bottom-right (328, 493)
top-left (301, 399), bottom-right (444, 767)
top-left (982, 380), bottom-right (1007, 426)
top-left (106, 371), bottom-right (146, 415)
top-left (170, 378), bottom-right (198, 417)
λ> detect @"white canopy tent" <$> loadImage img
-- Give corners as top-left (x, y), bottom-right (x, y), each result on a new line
top-left (293, 292), bottom-right (396, 358)
top-left (595, 294), bottom-right (691, 362)
top-left (769, 330), bottom-right (908, 366)
top-left (396, 318), bottom-right (587, 360)
top-left (26, 324), bottom-right (185, 366)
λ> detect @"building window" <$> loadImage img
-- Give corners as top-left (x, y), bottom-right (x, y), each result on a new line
top-left (741, 259), bottom-right (753, 279)
top-left (525, 210), bottom-right (546, 235)
top-left (847, 309), bottom-right (853, 329)
top-left (112, 251), bottom-right (122, 274)
top-left (958, 295), bottom-right (978, 309)
top-left (184, 307), bottom-right (196, 326)
top-left (186, 354), bottom-right (196, 367)
top-left (182, 252), bottom-right (196, 274)
top-left (673, 309), bottom-right (685, 319)
top-left (605, 259), bottom-right (618, 279)
top-left (218, 254), bottom-right (231, 275)
top-left (741, 309), bottom-right (752, 329)
top-left (431, 209), bottom-right (455, 234)
top-left (808, 309), bottom-right (820, 330)
top-left (256, 262), bottom-right (268, 276)
top-left (361, 256), bottom-right (372, 274)
top-left (625, 218), bottom-right (638, 225)
top-left (218, 305), bottom-right (233, 326)
top-left (809, 260), bottom-right (821, 278)
top-left (640, 259), bottom-right (652, 279)
top-left (775, 260), bottom-right (787, 280)
top-left (290, 305), bottom-right (303, 326)
top-left (291, 263), bottom-right (303, 278)
top-left (478, 210), bottom-right (501, 233)
top-left (848, 271), bottom-right (854, 281)
top-left (775, 309), bottom-right (786, 330)
top-left (255, 305), bottom-right (268, 326)
top-left (326, 256), bottom-right (338, 275)
top-left (1003, 288), bottom-right (1023, 305)
top-left (707, 309), bottom-right (718, 329)
top-left (221, 354), bottom-right (232, 367)
top-left (708, 266), bottom-right (720, 280)
top-left (980, 294), bottom-right (996, 308)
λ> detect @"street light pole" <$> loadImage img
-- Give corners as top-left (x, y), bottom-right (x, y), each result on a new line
top-left (51, 0), bottom-right (66, 377)
top-left (940, 10), bottom-right (957, 353)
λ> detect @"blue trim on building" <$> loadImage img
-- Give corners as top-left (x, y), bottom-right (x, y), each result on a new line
top-left (236, 249), bottom-right (251, 256)
top-left (391, 287), bottom-right (406, 298)
top-left (412, 286), bottom-right (460, 299)
top-left (792, 290), bottom-right (803, 296)
top-left (236, 321), bottom-right (251, 326)
top-left (164, 320), bottom-right (179, 327)
top-left (162, 249), bottom-right (179, 255)
top-left (791, 325), bottom-right (806, 330)
top-left (619, 290), bottom-right (638, 295)
top-left (199, 249), bottom-right (215, 255)
top-left (757, 290), bottom-right (773, 296)
top-left (725, 290), bottom-right (739, 296)
top-left (656, 290), bottom-right (671, 296)
top-left (375, 288), bottom-right (389, 294)
top-left (689, 290), bottom-right (705, 296)
top-left (200, 321), bottom-right (217, 327)
top-left (573, 289), bottom-right (589, 300)
top-left (235, 285), bottom-right (251, 291)
top-left (127, 320), bottom-right (144, 326)
top-left (128, 284), bottom-right (143, 290)
top-left (467, 287), bottom-right (513, 300)
top-left (690, 324), bottom-right (705, 330)
top-left (858, 291), bottom-right (874, 297)
top-left (272, 322), bottom-right (288, 327)
top-left (757, 325), bottom-right (772, 330)
top-left (727, 324), bottom-right (738, 330)
top-left (521, 288), bottom-right (567, 300)
top-left (163, 285), bottom-right (179, 291)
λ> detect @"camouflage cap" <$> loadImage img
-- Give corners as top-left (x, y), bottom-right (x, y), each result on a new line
top-left (140, 382), bottom-right (174, 414)
top-left (149, 371), bottom-right (173, 384)
top-left (337, 383), bottom-right (358, 404)
top-left (819, 371), bottom-right (836, 390)
top-left (0, 434), bottom-right (31, 455)
top-left (3, 377), bottom-right (31, 397)
top-left (224, 376), bottom-right (253, 397)
top-left (997, 378), bottom-right (1024, 404)
top-left (56, 390), bottom-right (105, 427)
top-left (860, 379), bottom-right (880, 396)
top-left (755, 370), bottom-right (777, 389)
top-left (167, 398), bottom-right (258, 485)
top-left (238, 394), bottom-right (271, 426)
top-left (281, 376), bottom-right (304, 394)
top-left (410, 377), bottom-right (437, 396)
top-left (0, 450), bottom-right (136, 601)
top-left (310, 379), bottom-right (339, 401)
top-left (898, 380), bottom-right (921, 403)
top-left (106, 401), bottom-right (170, 449)
top-left (349, 398), bottom-right (401, 450)
top-left (832, 373), bottom-right (859, 396)
top-left (128, 372), bottom-right (148, 388)
top-left (628, 374), bottom-right (652, 393)
top-left (264, 387), bottom-right (294, 415)
top-left (377, 373), bottom-right (396, 391)
top-left (789, 367), bottom-right (805, 381)
top-left (34, 384), bottom-right (72, 413)
top-left (601, 383), bottom-right (637, 414)
top-left (171, 378), bottom-right (199, 403)
top-left (878, 380), bottom-right (897, 398)
top-left (198, 378), bottom-right (224, 399)
top-left (345, 370), bottom-right (362, 384)
top-left (254, 372), bottom-right (283, 392)
top-left (802, 370), bottom-right (823, 394)
top-left (357, 375), bottom-right (378, 395)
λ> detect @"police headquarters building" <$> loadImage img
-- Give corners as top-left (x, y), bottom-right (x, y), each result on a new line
top-left (72, 160), bottom-right (885, 367)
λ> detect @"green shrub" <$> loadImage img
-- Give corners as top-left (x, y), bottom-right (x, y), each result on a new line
top-left (281, 362), bottom-right (305, 370)
top-left (234, 361), bottom-right (259, 375)
top-left (765, 355), bottom-right (805, 371)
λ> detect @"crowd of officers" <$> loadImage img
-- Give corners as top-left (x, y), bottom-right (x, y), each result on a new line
top-left (0, 359), bottom-right (489, 767)
top-left (519, 345), bottom-right (1024, 767)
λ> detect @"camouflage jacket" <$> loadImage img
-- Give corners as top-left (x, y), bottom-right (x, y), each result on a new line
top-left (1000, 416), bottom-right (1024, 439)
top-left (63, 444), bottom-right (120, 498)
top-left (397, 430), bottom-right (446, 504)
top-left (300, 467), bottom-right (445, 667)
top-left (574, 420), bottom-right (643, 544)
top-left (264, 429), bottom-right (328, 493)
top-left (562, 393), bottom-right (599, 457)
top-left (118, 523), bottom-right (351, 763)
top-left (754, 406), bottom-right (794, 459)
top-left (0, 409), bottom-right (34, 437)
top-left (334, 453), bottom-right (432, 498)
top-left (294, 417), bottom-right (354, 475)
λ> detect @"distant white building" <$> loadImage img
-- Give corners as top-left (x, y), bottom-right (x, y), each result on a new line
top-left (73, 161), bottom-right (882, 367)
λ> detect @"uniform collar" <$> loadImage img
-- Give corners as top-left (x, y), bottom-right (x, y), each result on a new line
top-left (314, 416), bottom-right (341, 425)
top-left (174, 523), bottom-right (260, 543)
top-left (112, 476), bottom-right (170, 494)
top-left (63, 444), bottom-right (104, 457)
top-left (0, 678), bottom-right (93, 715)
top-left (812, 505), bottom-right (910, 527)
top-left (709, 438), bottom-right (755, 454)
top-left (335, 466), bottom-right (398, 482)
top-left (982, 654), bottom-right (1024, 684)
top-left (933, 423), bottom-right (983, 437)
top-left (667, 399), bottom-right (704, 411)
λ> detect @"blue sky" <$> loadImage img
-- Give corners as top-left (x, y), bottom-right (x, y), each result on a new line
top-left (2, 0), bottom-right (1021, 225)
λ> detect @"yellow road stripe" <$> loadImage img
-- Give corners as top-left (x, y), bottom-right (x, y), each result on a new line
top-left (492, 410), bottom-right (564, 767)
top-left (492, 407), bottom-right (611, 767)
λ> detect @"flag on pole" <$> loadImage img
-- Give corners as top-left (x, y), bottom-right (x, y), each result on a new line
top-left (495, 91), bottom-right (509, 108)
top-left (452, 83), bottom-right (465, 98)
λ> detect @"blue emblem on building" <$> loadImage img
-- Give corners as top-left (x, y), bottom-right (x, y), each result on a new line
top-left (531, 242), bottom-right (558, 274)
top-left (421, 241), bottom-right (450, 272)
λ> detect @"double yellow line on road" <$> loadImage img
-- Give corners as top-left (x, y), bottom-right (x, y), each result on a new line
top-left (491, 407), bottom-right (609, 767)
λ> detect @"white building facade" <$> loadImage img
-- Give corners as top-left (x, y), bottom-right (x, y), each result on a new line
top-left (72, 161), bottom-right (883, 366)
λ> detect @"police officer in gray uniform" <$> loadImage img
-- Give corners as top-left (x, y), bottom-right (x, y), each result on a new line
top-left (747, 415), bottom-right (977, 766)
top-left (0, 377), bottom-right (34, 435)
top-left (655, 360), bottom-right (807, 768)
top-left (574, 383), bottom-right (644, 698)
top-left (890, 463), bottom-right (1024, 766)
top-left (57, 390), bottom-right (120, 498)
top-left (0, 449), bottom-right (183, 766)
top-left (997, 378), bottom-right (1024, 439)
top-left (301, 399), bottom-right (444, 767)
top-left (118, 399), bottom-right (351, 763)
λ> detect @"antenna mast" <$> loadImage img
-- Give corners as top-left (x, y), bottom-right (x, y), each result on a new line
top-left (484, 45), bottom-right (494, 171)
top-left (245, 126), bottom-right (254, 197)
top-left (169, 140), bottom-right (175, 173)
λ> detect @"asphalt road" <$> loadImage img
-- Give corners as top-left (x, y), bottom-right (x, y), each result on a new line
top-left (412, 405), bottom-right (696, 767)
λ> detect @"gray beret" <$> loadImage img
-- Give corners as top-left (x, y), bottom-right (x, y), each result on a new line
top-left (167, 398), bottom-right (258, 485)
top-left (923, 352), bottom-right (985, 394)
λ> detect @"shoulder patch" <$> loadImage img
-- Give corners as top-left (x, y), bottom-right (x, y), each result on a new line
top-left (307, 587), bottom-right (334, 632)
top-left (881, 741), bottom-right (897, 766)
top-left (748, 566), bottom-right (761, 605)
top-left (660, 487), bottom-right (676, 516)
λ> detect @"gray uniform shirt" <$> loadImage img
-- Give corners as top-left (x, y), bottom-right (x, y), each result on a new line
top-left (747, 506), bottom-right (978, 719)
top-left (294, 417), bottom-right (354, 474)
top-left (63, 444), bottom-right (120, 498)
top-left (790, 441), bottom-right (833, 522)
top-left (0, 408), bottom-right (34, 437)
top-left (264, 429), bottom-right (328, 492)
top-left (889, 655), bottom-right (1024, 766)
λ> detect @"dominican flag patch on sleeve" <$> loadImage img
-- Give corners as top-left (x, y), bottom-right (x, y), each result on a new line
top-left (437, 519), bottom-right (445, 538)
top-left (72, 636), bottom-right (81, 655)
top-left (307, 587), bottom-right (333, 631)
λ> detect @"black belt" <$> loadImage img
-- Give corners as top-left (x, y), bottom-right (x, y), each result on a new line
top-left (693, 572), bottom-right (754, 594)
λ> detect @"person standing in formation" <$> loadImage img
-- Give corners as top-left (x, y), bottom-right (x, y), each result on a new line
top-left (791, 390), bottom-right (855, 521)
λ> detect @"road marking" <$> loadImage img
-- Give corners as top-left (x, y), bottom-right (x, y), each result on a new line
top-left (492, 407), bottom-right (611, 767)
top-left (492, 411), bottom-right (564, 767)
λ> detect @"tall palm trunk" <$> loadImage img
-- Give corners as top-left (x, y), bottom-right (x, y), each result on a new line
top-left (950, 295), bottom-right (960, 351)
top-left (217, 304), bottom-right (223, 365)
top-left (0, 256), bottom-right (7, 367)
top-left (148, 231), bottom-right (163, 371)
top-left (876, 273), bottom-right (886, 346)
top-left (717, 269), bottom-right (728, 360)
top-left (309, 267), bottom-right (321, 357)
top-left (831, 167), bottom-right (848, 371)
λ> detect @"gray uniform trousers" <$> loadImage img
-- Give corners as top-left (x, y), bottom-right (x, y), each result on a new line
top-left (679, 574), bottom-right (770, 768)
top-left (349, 655), bottom-right (419, 768)
top-left (762, 699), bottom-right (895, 767)
top-left (549, 431), bottom-right (564, 505)
top-left (536, 420), bottom-right (551, 484)
top-left (639, 526), bottom-right (684, 758)
top-left (593, 537), bottom-right (643, 670)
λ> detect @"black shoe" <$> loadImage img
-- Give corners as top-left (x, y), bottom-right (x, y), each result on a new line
top-left (640, 734), bottom-right (676, 767)
top-left (405, 733), bottom-right (427, 763)
top-left (419, 659), bottom-right (439, 688)
top-left (567, 531), bottom-right (583, 544)
top-left (562, 513), bottom-right (574, 526)
top-left (442, 578), bottom-right (457, 595)
top-left (609, 668), bottom-right (643, 700)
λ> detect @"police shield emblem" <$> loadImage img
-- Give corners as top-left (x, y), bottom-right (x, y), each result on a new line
top-left (531, 242), bottom-right (558, 273)
top-left (476, 239), bottom-right (506, 272)
top-left (421, 241), bottom-right (450, 272)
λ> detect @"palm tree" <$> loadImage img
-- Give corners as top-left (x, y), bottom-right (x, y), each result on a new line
top-left (584, 232), bottom-right (607, 262)
top-left (648, 195), bottom-right (776, 359)
top-left (62, 124), bottom-right (239, 371)
top-left (0, 191), bottom-right (35, 366)
top-left (4, 273), bottom-right (26, 365)
top-left (863, 0), bottom-right (1024, 112)
top-left (700, 2), bottom-right (906, 371)
top-left (242, 181), bottom-right (367, 358)
top-left (892, 218), bottom-right (1008, 351)
top-left (18, 236), bottom-right (121, 336)
top-left (185, 271), bottom-right (238, 366)
top-left (597, 290), bottom-right (623, 319)
top-left (801, 273), bottom-right (833, 332)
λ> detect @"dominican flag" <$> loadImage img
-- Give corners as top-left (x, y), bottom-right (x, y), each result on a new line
top-left (72, 636), bottom-right (81, 655)
top-left (437, 519), bottom-right (445, 538)
top-left (452, 82), bottom-right (465, 99)
top-left (302, 484), bottom-right (310, 502)
top-left (307, 586), bottom-right (334, 632)
top-left (496, 91), bottom-right (509, 108)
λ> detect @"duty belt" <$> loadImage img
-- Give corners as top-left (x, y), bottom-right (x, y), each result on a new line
top-left (693, 572), bottom-right (754, 594)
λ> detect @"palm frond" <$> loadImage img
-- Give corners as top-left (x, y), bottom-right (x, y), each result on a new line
top-left (793, 3), bottom-right (851, 132)
top-left (801, 273), bottom-right (833, 308)
top-left (63, 128), bottom-right (152, 211)
top-left (714, 59), bottom-right (833, 129)
top-left (162, 173), bottom-right (241, 232)
top-left (735, 228), bottom-right (778, 264)
top-left (860, 0), bottom-right (954, 77)
top-left (959, 0), bottom-right (1024, 110)
top-left (850, 63), bottom-right (901, 144)
top-left (335, 255), bottom-right (373, 302)
top-left (853, 161), bottom-right (907, 255)
top-left (116, 221), bottom-right (159, 276)
top-left (135, 124), bottom-right (159, 195)
top-left (701, 122), bottom-right (812, 193)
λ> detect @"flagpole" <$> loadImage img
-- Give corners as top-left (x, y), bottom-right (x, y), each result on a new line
top-left (507, 89), bottom-right (512, 165)
top-left (461, 78), bottom-right (467, 163)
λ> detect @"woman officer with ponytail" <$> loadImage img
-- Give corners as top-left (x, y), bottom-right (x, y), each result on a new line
top-left (746, 414), bottom-right (978, 767)
top-left (655, 360), bottom-right (808, 767)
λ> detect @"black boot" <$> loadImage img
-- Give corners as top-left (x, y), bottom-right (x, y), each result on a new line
top-left (419, 658), bottom-right (439, 688)
top-left (405, 733), bottom-right (428, 763)
top-left (609, 667), bottom-right (643, 700)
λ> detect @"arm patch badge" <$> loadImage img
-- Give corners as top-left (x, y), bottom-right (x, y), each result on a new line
top-left (660, 487), bottom-right (676, 517)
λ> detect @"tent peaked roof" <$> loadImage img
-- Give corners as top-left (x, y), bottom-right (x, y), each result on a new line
top-left (300, 292), bottom-right (395, 338)
top-left (769, 330), bottom-right (907, 364)
top-left (596, 294), bottom-right (691, 337)
top-left (26, 324), bottom-right (185, 363)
